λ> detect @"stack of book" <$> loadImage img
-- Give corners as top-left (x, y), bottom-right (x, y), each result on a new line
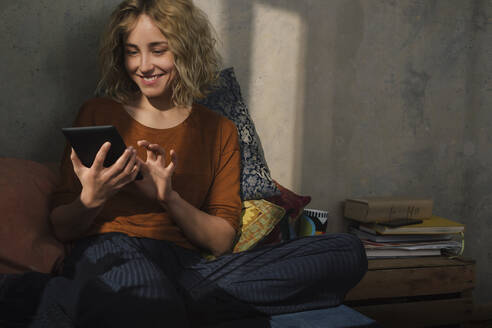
top-left (344, 197), bottom-right (465, 259)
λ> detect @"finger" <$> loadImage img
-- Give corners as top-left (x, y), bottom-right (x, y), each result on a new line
top-left (130, 162), bottom-right (140, 181)
top-left (92, 142), bottom-right (111, 170)
top-left (141, 143), bottom-right (157, 162)
top-left (148, 144), bottom-right (166, 165)
top-left (116, 151), bottom-right (139, 185)
top-left (70, 148), bottom-right (83, 169)
top-left (137, 140), bottom-right (154, 161)
top-left (144, 146), bottom-right (156, 162)
top-left (107, 146), bottom-right (133, 178)
top-left (114, 163), bottom-right (140, 189)
top-left (137, 140), bottom-right (155, 162)
top-left (135, 157), bottom-right (148, 173)
top-left (170, 149), bottom-right (178, 169)
top-left (137, 140), bottom-right (150, 147)
top-left (148, 143), bottom-right (166, 156)
top-left (122, 149), bottom-right (137, 177)
top-left (132, 161), bottom-right (144, 184)
top-left (136, 157), bottom-right (145, 165)
top-left (167, 149), bottom-right (177, 174)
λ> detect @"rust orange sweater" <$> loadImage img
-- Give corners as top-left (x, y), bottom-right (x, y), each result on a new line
top-left (52, 98), bottom-right (241, 250)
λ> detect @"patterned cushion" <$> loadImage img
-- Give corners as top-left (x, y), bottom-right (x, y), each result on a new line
top-left (197, 67), bottom-right (280, 200)
top-left (233, 200), bottom-right (286, 253)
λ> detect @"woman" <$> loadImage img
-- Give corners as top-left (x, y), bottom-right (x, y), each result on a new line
top-left (15, 0), bottom-right (367, 327)
top-left (51, 0), bottom-right (239, 260)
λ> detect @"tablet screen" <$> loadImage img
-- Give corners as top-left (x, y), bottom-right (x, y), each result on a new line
top-left (62, 125), bottom-right (127, 168)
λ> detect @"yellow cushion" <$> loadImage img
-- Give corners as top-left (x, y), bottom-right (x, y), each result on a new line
top-left (233, 200), bottom-right (286, 253)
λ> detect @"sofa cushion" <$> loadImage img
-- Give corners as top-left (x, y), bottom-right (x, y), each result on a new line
top-left (266, 181), bottom-right (311, 221)
top-left (0, 158), bottom-right (65, 273)
top-left (259, 181), bottom-right (312, 244)
top-left (197, 67), bottom-right (280, 200)
top-left (233, 200), bottom-right (285, 253)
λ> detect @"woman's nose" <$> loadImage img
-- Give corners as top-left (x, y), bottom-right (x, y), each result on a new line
top-left (140, 54), bottom-right (153, 73)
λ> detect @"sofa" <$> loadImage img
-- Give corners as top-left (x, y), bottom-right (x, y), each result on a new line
top-left (0, 158), bottom-right (379, 327)
top-left (0, 67), bottom-right (380, 327)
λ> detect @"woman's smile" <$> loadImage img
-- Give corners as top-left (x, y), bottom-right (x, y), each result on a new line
top-left (139, 73), bottom-right (165, 85)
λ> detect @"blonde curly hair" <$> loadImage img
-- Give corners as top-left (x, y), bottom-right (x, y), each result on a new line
top-left (96, 0), bottom-right (221, 107)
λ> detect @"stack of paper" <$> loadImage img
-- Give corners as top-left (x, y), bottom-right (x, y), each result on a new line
top-left (349, 216), bottom-right (465, 259)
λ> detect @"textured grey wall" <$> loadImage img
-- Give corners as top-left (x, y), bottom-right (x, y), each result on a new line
top-left (0, 0), bottom-right (121, 161)
top-left (1, 1), bottom-right (491, 302)
top-left (462, 0), bottom-right (492, 304)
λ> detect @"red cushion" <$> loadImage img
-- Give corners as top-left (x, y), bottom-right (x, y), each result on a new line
top-left (261, 181), bottom-right (311, 245)
top-left (266, 181), bottom-right (311, 219)
top-left (0, 158), bottom-right (65, 273)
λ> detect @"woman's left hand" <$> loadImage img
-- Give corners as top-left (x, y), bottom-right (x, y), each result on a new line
top-left (134, 140), bottom-right (178, 205)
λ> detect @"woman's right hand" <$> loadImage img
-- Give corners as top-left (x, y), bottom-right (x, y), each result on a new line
top-left (70, 142), bottom-right (140, 208)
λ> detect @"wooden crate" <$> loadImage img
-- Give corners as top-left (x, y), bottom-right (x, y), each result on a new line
top-left (344, 256), bottom-right (475, 327)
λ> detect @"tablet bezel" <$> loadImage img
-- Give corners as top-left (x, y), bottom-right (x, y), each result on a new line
top-left (61, 125), bottom-right (142, 180)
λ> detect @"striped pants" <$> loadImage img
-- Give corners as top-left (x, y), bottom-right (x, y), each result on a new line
top-left (27, 232), bottom-right (367, 327)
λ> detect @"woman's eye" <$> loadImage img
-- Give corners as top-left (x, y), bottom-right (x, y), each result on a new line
top-left (153, 49), bottom-right (166, 55)
top-left (125, 50), bottom-right (138, 56)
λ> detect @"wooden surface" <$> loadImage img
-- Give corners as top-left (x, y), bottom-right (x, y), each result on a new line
top-left (470, 302), bottom-right (492, 322)
top-left (366, 256), bottom-right (475, 270)
top-left (346, 256), bottom-right (475, 301)
top-left (344, 256), bottom-right (476, 327)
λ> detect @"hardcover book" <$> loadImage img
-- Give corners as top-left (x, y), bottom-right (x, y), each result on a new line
top-left (344, 197), bottom-right (433, 223)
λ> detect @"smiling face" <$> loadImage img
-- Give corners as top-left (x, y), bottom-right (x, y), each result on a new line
top-left (124, 14), bottom-right (176, 102)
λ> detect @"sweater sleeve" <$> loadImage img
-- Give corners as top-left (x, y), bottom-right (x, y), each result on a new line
top-left (202, 118), bottom-right (242, 233)
top-left (50, 101), bottom-right (94, 210)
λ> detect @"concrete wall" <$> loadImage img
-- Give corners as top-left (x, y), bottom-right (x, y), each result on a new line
top-left (462, 0), bottom-right (492, 304)
top-left (1, 0), bottom-right (491, 302)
